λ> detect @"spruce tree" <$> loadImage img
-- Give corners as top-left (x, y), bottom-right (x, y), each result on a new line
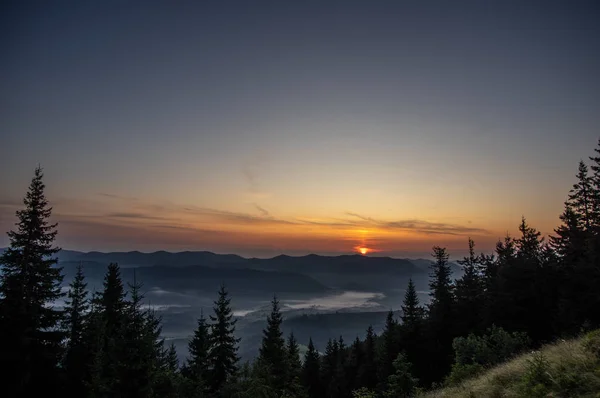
top-left (91, 262), bottom-right (128, 395)
top-left (360, 325), bottom-right (378, 390)
top-left (119, 273), bottom-right (159, 398)
top-left (569, 161), bottom-right (594, 230)
top-left (346, 337), bottom-right (364, 393)
top-left (378, 310), bottom-right (399, 386)
top-left (0, 166), bottom-right (64, 396)
top-left (589, 141), bottom-right (600, 230)
top-left (426, 246), bottom-right (455, 385)
top-left (208, 284), bottom-right (240, 394)
top-left (258, 295), bottom-right (288, 395)
top-left (286, 332), bottom-right (305, 397)
top-left (400, 279), bottom-right (424, 326)
top-left (322, 338), bottom-right (340, 398)
top-left (515, 218), bottom-right (554, 343)
top-left (335, 335), bottom-right (349, 397)
top-left (154, 342), bottom-right (181, 398)
top-left (482, 237), bottom-right (513, 329)
top-left (302, 338), bottom-right (322, 398)
top-left (183, 310), bottom-right (211, 396)
top-left (62, 262), bottom-right (90, 397)
top-left (399, 278), bottom-right (424, 383)
top-left (550, 204), bottom-right (587, 264)
top-left (384, 353), bottom-right (418, 398)
top-left (454, 238), bottom-right (485, 336)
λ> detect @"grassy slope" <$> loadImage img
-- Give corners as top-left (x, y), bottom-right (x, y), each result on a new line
top-left (423, 331), bottom-right (600, 398)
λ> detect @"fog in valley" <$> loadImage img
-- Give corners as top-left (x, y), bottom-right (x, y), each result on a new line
top-left (51, 249), bottom-right (458, 362)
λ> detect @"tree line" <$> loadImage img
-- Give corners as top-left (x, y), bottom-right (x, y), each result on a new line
top-left (2, 141), bottom-right (600, 397)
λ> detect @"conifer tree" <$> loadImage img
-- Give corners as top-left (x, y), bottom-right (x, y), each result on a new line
top-left (588, 141), bottom-right (600, 228)
top-left (426, 246), bottom-right (455, 385)
top-left (321, 338), bottom-right (340, 397)
top-left (165, 343), bottom-right (179, 373)
top-left (482, 236), bottom-right (513, 329)
top-left (569, 161), bottom-right (594, 230)
top-left (0, 166), bottom-right (64, 396)
top-left (515, 218), bottom-right (553, 342)
top-left (119, 273), bottom-right (159, 398)
top-left (287, 332), bottom-right (302, 377)
top-left (378, 310), bottom-right (399, 386)
top-left (258, 295), bottom-right (288, 395)
top-left (286, 332), bottom-right (305, 397)
top-left (91, 263), bottom-right (128, 395)
top-left (550, 205), bottom-right (587, 264)
top-left (400, 278), bottom-right (425, 383)
top-left (208, 284), bottom-right (240, 394)
top-left (346, 337), bottom-right (364, 393)
top-left (454, 238), bottom-right (485, 336)
top-left (360, 325), bottom-right (378, 390)
top-left (384, 353), bottom-right (418, 398)
top-left (62, 263), bottom-right (90, 397)
top-left (335, 335), bottom-right (349, 397)
top-left (401, 279), bottom-right (424, 327)
top-left (183, 310), bottom-right (211, 396)
top-left (302, 338), bottom-right (322, 398)
top-left (154, 343), bottom-right (182, 398)
top-left (81, 289), bottom-right (106, 396)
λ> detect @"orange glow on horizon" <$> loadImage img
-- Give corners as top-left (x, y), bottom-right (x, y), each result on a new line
top-left (358, 247), bottom-right (369, 255)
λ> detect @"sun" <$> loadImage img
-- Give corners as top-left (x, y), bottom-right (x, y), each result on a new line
top-left (359, 247), bottom-right (369, 255)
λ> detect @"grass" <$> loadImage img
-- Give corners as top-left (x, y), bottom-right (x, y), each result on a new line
top-left (422, 330), bottom-right (600, 398)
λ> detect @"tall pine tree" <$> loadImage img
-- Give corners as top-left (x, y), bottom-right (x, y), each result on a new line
top-left (90, 262), bottom-right (128, 395)
top-left (286, 332), bottom-right (305, 397)
top-left (454, 238), bottom-right (485, 337)
top-left (208, 284), bottom-right (240, 394)
top-left (62, 262), bottom-right (90, 397)
top-left (360, 325), bottom-right (378, 390)
top-left (183, 310), bottom-right (211, 396)
top-left (399, 278), bottom-right (425, 384)
top-left (0, 166), bottom-right (64, 397)
top-left (378, 310), bottom-right (399, 387)
top-left (426, 246), bottom-right (455, 385)
top-left (302, 338), bottom-right (322, 398)
top-left (258, 295), bottom-right (288, 395)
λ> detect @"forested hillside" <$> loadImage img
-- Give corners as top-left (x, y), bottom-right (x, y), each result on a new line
top-left (2, 141), bottom-right (600, 397)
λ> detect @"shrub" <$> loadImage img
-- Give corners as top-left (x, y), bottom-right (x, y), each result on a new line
top-left (352, 387), bottom-right (377, 398)
top-left (445, 363), bottom-right (484, 386)
top-left (518, 351), bottom-right (552, 397)
top-left (452, 325), bottom-right (529, 368)
top-left (583, 329), bottom-right (600, 359)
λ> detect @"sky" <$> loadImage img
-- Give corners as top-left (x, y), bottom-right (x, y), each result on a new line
top-left (1, 1), bottom-right (600, 258)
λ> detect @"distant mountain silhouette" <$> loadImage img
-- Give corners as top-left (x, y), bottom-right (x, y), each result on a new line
top-left (59, 260), bottom-right (329, 296)
top-left (1, 248), bottom-right (461, 293)
top-left (55, 249), bottom-right (247, 268)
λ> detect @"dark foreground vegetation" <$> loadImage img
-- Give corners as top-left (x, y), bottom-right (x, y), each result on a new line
top-left (2, 142), bottom-right (600, 398)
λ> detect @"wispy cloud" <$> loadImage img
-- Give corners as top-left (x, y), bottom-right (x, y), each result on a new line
top-left (345, 212), bottom-right (489, 235)
top-left (182, 206), bottom-right (297, 226)
top-left (105, 212), bottom-right (170, 221)
top-left (97, 192), bottom-right (139, 201)
top-left (254, 204), bottom-right (270, 218)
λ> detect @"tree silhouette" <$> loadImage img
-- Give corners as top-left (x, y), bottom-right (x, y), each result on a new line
top-left (0, 166), bottom-right (64, 396)
top-left (208, 284), bottom-right (240, 394)
top-left (62, 263), bottom-right (90, 396)
top-left (258, 295), bottom-right (288, 395)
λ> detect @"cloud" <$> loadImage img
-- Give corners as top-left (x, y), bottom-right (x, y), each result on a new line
top-left (345, 212), bottom-right (489, 235)
top-left (105, 212), bottom-right (169, 221)
top-left (97, 192), bottom-right (139, 201)
top-left (182, 206), bottom-right (297, 226)
top-left (254, 204), bottom-right (270, 218)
